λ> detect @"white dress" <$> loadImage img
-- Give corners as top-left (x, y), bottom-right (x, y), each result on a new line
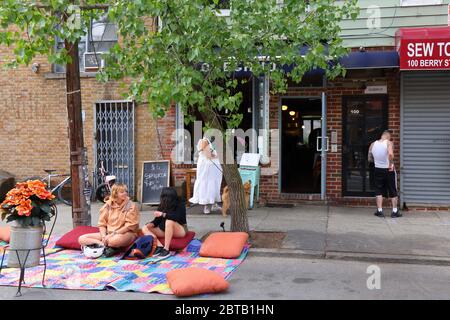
top-left (189, 139), bottom-right (223, 205)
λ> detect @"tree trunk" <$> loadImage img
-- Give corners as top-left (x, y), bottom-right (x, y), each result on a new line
top-left (221, 163), bottom-right (249, 232)
top-left (65, 36), bottom-right (91, 227)
top-left (199, 108), bottom-right (249, 233)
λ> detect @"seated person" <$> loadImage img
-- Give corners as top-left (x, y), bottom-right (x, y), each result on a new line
top-left (78, 183), bottom-right (140, 257)
top-left (142, 187), bottom-right (188, 258)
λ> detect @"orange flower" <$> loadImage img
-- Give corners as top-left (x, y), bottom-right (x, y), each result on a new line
top-left (27, 180), bottom-right (47, 190)
top-left (16, 199), bottom-right (32, 217)
top-left (2, 188), bottom-right (23, 206)
top-left (15, 182), bottom-right (28, 189)
top-left (37, 189), bottom-right (55, 200)
top-left (27, 180), bottom-right (54, 200)
top-left (1, 180), bottom-right (54, 220)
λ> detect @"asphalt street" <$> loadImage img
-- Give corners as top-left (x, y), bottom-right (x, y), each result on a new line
top-left (1, 256), bottom-right (449, 300)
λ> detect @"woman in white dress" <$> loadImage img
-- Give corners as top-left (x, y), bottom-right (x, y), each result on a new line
top-left (189, 137), bottom-right (223, 214)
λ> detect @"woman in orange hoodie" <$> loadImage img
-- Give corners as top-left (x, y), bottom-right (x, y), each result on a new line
top-left (79, 183), bottom-right (140, 257)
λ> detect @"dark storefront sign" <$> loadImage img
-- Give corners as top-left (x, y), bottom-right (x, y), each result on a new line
top-left (396, 27), bottom-right (450, 70)
top-left (198, 50), bottom-right (400, 77)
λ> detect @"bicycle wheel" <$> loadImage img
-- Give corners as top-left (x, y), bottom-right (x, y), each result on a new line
top-left (57, 178), bottom-right (72, 206)
top-left (95, 183), bottom-right (110, 203)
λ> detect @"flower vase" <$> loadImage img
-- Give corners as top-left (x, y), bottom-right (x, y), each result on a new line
top-left (7, 221), bottom-right (43, 268)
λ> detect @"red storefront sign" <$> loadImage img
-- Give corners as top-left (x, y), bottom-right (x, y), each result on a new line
top-left (396, 27), bottom-right (450, 70)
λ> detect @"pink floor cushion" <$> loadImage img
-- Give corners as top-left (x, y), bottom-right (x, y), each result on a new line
top-left (158, 231), bottom-right (195, 251)
top-left (0, 226), bottom-right (11, 243)
top-left (56, 226), bottom-right (100, 250)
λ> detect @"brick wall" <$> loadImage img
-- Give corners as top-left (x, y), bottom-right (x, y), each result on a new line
top-left (0, 53), bottom-right (159, 199)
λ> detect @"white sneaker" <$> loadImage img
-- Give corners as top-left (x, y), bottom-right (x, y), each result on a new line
top-left (203, 205), bottom-right (211, 214)
top-left (211, 203), bottom-right (222, 212)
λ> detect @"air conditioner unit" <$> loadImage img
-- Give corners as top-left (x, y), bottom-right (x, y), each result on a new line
top-left (83, 52), bottom-right (106, 72)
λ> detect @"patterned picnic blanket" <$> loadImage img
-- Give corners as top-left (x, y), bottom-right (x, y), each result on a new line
top-left (107, 240), bottom-right (249, 294)
top-left (0, 238), bottom-right (249, 294)
top-left (0, 235), bottom-right (64, 257)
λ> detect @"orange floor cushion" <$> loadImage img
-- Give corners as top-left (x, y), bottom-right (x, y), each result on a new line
top-left (166, 267), bottom-right (229, 297)
top-left (0, 226), bottom-right (11, 243)
top-left (199, 232), bottom-right (249, 259)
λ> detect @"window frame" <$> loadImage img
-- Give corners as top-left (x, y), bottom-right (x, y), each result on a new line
top-left (53, 17), bottom-right (118, 74)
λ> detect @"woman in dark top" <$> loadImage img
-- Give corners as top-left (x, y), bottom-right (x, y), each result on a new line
top-left (142, 187), bottom-right (188, 258)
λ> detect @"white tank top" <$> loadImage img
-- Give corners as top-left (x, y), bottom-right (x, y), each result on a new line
top-left (372, 140), bottom-right (389, 169)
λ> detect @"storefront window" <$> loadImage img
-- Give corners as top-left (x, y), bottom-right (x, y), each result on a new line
top-left (175, 75), bottom-right (269, 165)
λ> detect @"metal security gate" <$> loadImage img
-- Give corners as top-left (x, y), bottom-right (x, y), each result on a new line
top-left (94, 101), bottom-right (135, 198)
top-left (401, 72), bottom-right (450, 205)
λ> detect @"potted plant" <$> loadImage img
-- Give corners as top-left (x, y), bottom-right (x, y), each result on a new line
top-left (0, 180), bottom-right (55, 268)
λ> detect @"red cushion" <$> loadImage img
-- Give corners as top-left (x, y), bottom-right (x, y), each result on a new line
top-left (158, 231), bottom-right (195, 251)
top-left (55, 226), bottom-right (100, 250)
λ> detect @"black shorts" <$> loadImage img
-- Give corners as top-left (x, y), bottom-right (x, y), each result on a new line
top-left (374, 167), bottom-right (398, 198)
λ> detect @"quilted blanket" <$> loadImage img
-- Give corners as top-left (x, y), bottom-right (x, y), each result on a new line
top-left (0, 238), bottom-right (249, 294)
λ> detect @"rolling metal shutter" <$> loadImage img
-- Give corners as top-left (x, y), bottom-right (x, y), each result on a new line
top-left (401, 72), bottom-right (450, 205)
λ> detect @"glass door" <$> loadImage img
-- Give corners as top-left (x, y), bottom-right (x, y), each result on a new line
top-left (342, 95), bottom-right (388, 197)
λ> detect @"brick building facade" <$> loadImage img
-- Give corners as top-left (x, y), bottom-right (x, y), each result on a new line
top-left (2, 1), bottom-right (450, 209)
top-left (156, 49), bottom-right (402, 208)
top-left (0, 52), bottom-right (159, 200)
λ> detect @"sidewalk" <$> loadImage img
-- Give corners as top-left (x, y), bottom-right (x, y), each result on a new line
top-left (45, 202), bottom-right (450, 266)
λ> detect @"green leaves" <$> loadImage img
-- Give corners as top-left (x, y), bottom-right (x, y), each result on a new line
top-left (0, 0), bottom-right (359, 133)
top-left (0, 0), bottom-right (101, 67)
top-left (101, 0), bottom-right (359, 131)
top-left (187, 47), bottom-right (200, 62)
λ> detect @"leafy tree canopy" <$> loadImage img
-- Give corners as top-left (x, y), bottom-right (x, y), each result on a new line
top-left (102, 0), bottom-right (359, 129)
top-left (0, 0), bottom-right (359, 130)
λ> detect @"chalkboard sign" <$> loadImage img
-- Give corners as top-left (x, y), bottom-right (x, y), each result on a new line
top-left (141, 160), bottom-right (170, 205)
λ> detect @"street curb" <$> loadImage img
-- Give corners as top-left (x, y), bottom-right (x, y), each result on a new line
top-left (249, 248), bottom-right (325, 259)
top-left (325, 251), bottom-right (450, 266)
top-left (249, 248), bottom-right (450, 266)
